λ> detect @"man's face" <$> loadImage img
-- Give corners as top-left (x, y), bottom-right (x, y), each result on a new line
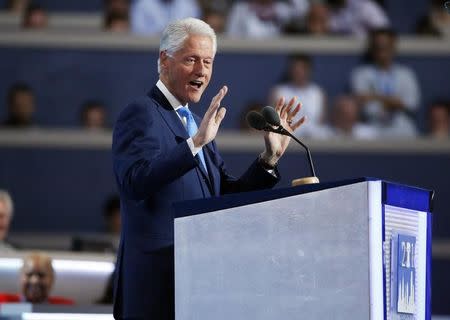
top-left (290, 60), bottom-right (310, 86)
top-left (0, 201), bottom-right (11, 241)
top-left (160, 34), bottom-right (214, 105)
top-left (84, 107), bottom-right (106, 129)
top-left (372, 33), bottom-right (395, 65)
top-left (11, 91), bottom-right (34, 121)
top-left (21, 257), bottom-right (54, 303)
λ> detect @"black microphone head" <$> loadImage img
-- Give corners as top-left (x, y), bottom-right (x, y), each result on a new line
top-left (246, 111), bottom-right (268, 130)
top-left (262, 106), bottom-right (280, 126)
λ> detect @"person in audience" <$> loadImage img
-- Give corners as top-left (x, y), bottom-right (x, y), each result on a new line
top-left (350, 28), bottom-right (420, 138)
top-left (202, 8), bottom-right (227, 35)
top-left (284, 1), bottom-right (330, 35)
top-left (80, 100), bottom-right (107, 130)
top-left (104, 11), bottom-right (129, 32)
top-left (226, 0), bottom-right (294, 38)
top-left (0, 252), bottom-right (74, 304)
top-left (328, 0), bottom-right (389, 37)
top-left (428, 100), bottom-right (450, 139)
top-left (103, 194), bottom-right (121, 237)
top-left (0, 190), bottom-right (15, 252)
top-left (5, 0), bottom-right (29, 14)
top-left (329, 94), bottom-right (378, 139)
top-left (270, 54), bottom-right (326, 137)
top-left (3, 82), bottom-right (35, 128)
top-left (304, 2), bottom-right (330, 35)
top-left (22, 3), bottom-right (48, 29)
top-left (104, 0), bottom-right (129, 16)
top-left (130, 0), bottom-right (201, 35)
top-left (416, 0), bottom-right (450, 37)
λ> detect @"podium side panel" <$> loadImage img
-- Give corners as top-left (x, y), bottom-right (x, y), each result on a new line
top-left (175, 182), bottom-right (373, 320)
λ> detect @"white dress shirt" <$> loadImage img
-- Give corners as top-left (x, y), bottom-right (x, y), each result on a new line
top-left (156, 80), bottom-right (201, 156)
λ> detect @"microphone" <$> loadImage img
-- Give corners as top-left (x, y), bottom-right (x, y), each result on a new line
top-left (246, 111), bottom-right (269, 131)
top-left (255, 106), bottom-right (318, 179)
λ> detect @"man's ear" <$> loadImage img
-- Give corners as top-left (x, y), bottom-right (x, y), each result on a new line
top-left (159, 51), bottom-right (169, 71)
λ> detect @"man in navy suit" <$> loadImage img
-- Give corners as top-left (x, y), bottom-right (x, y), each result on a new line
top-left (112, 17), bottom-right (305, 319)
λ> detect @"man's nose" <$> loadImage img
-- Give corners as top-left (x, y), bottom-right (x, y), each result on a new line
top-left (194, 61), bottom-right (206, 76)
top-left (29, 274), bottom-right (40, 283)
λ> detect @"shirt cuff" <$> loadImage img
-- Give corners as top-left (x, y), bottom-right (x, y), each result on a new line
top-left (265, 168), bottom-right (277, 177)
top-left (187, 137), bottom-right (202, 156)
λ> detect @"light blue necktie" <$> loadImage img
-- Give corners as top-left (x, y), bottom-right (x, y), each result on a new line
top-left (177, 106), bottom-right (208, 174)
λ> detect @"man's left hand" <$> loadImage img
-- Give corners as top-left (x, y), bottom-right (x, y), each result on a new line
top-left (260, 96), bottom-right (306, 167)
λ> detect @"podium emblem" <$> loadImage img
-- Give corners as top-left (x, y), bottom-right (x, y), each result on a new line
top-left (396, 234), bottom-right (416, 314)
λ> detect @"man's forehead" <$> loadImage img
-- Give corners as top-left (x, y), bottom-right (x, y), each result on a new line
top-left (23, 257), bottom-right (52, 272)
top-left (179, 35), bottom-right (214, 54)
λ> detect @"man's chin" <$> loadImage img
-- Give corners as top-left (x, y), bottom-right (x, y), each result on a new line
top-left (188, 92), bottom-right (203, 104)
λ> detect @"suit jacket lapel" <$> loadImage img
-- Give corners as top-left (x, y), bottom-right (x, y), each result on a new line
top-left (148, 86), bottom-right (215, 194)
top-left (149, 86), bottom-right (190, 142)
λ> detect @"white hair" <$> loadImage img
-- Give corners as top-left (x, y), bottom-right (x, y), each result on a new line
top-left (0, 190), bottom-right (13, 217)
top-left (158, 17), bottom-right (217, 74)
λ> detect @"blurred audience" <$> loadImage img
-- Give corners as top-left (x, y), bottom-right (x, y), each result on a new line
top-left (2, 82), bottom-right (35, 128)
top-left (5, 0), bottom-right (29, 14)
top-left (328, 0), bottom-right (389, 37)
top-left (304, 2), bottom-right (330, 35)
top-left (284, 2), bottom-right (330, 35)
top-left (80, 100), bottom-right (107, 130)
top-left (270, 54), bottom-right (326, 138)
top-left (416, 0), bottom-right (450, 37)
top-left (104, 0), bottom-right (129, 15)
top-left (350, 28), bottom-right (420, 138)
top-left (226, 0), bottom-right (293, 38)
top-left (104, 11), bottom-right (129, 32)
top-left (103, 194), bottom-right (121, 237)
top-left (22, 3), bottom-right (48, 30)
top-left (0, 190), bottom-right (14, 252)
top-left (428, 100), bottom-right (450, 139)
top-left (202, 8), bottom-right (227, 34)
top-left (0, 252), bottom-right (74, 304)
top-left (130, 0), bottom-right (200, 35)
top-left (329, 94), bottom-right (378, 139)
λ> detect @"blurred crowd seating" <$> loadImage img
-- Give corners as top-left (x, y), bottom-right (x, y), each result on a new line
top-left (0, 0), bottom-right (449, 316)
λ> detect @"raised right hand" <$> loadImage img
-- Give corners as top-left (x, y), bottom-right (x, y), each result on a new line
top-left (192, 85), bottom-right (228, 148)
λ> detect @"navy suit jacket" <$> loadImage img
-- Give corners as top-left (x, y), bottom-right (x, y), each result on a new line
top-left (112, 85), bottom-right (279, 319)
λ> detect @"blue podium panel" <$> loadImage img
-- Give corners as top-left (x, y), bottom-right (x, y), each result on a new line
top-left (174, 179), bottom-right (432, 320)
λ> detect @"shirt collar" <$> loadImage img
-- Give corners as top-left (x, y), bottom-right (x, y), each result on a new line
top-left (156, 79), bottom-right (188, 111)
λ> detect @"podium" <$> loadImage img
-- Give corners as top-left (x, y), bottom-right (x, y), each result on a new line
top-left (174, 178), bottom-right (433, 320)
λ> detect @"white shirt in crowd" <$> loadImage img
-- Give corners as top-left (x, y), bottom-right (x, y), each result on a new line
top-left (226, 1), bottom-right (295, 38)
top-left (351, 63), bottom-right (421, 138)
top-left (329, 0), bottom-right (390, 37)
top-left (271, 83), bottom-right (326, 138)
top-left (130, 0), bottom-right (201, 35)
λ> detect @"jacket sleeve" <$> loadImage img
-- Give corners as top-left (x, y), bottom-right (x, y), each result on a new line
top-left (209, 141), bottom-right (280, 194)
top-left (112, 102), bottom-right (198, 201)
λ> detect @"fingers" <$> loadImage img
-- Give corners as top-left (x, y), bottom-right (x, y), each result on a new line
top-left (281, 96), bottom-right (297, 119)
top-left (275, 96), bottom-right (285, 113)
top-left (287, 102), bottom-right (302, 119)
top-left (207, 86), bottom-right (228, 116)
top-left (215, 107), bottom-right (227, 125)
top-left (291, 115), bottom-right (306, 131)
